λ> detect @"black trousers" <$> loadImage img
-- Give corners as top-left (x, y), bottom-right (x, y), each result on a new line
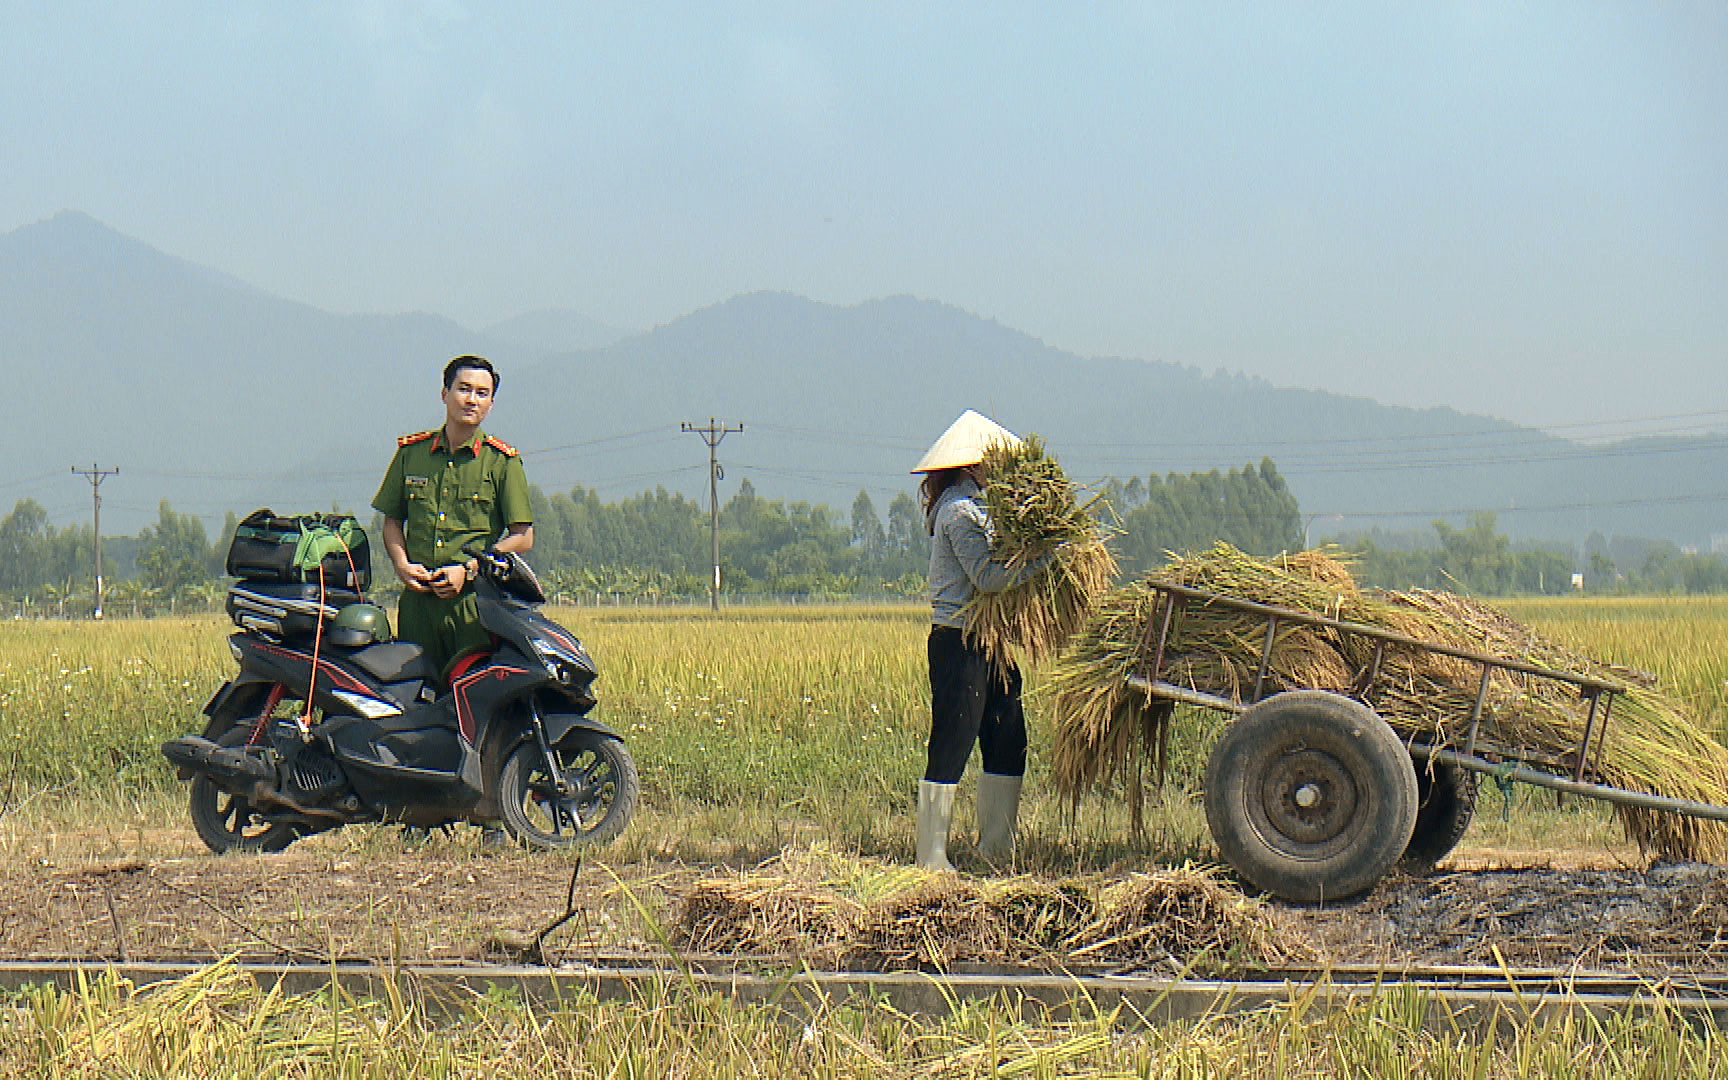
top-left (924, 625), bottom-right (1026, 784)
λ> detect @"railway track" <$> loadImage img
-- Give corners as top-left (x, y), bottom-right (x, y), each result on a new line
top-left (4, 958), bottom-right (1726, 1031)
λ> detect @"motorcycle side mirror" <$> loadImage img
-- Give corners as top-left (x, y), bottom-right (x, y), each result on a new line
top-left (463, 544), bottom-right (508, 578)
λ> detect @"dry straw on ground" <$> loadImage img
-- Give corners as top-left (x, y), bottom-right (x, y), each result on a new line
top-left (678, 876), bottom-right (865, 955)
top-left (1046, 542), bottom-right (1728, 863)
top-left (675, 858), bottom-right (1309, 972)
top-left (962, 435), bottom-right (1117, 673)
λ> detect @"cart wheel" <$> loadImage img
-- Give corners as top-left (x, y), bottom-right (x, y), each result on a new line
top-left (1204, 690), bottom-right (1418, 904)
top-left (1401, 760), bottom-right (1477, 874)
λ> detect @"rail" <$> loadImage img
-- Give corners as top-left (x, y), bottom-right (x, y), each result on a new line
top-left (5, 959), bottom-right (1727, 1030)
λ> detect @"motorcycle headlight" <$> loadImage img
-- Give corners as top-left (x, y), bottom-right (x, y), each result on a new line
top-left (529, 636), bottom-right (595, 688)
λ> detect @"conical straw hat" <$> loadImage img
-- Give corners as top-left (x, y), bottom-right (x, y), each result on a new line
top-left (910, 410), bottom-right (1022, 473)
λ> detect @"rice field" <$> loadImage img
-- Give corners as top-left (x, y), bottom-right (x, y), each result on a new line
top-left (3, 597), bottom-right (1728, 1074)
top-left (1500, 595), bottom-right (1728, 726)
top-left (2, 597), bottom-right (1727, 865)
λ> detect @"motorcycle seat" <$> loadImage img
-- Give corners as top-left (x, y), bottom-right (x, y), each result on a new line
top-left (343, 641), bottom-right (440, 684)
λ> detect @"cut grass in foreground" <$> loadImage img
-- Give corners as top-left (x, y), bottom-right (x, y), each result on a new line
top-left (1, 961), bottom-right (1723, 1079)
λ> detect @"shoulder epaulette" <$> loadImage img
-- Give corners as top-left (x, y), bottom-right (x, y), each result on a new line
top-left (483, 435), bottom-right (519, 457)
top-left (397, 430), bottom-right (437, 448)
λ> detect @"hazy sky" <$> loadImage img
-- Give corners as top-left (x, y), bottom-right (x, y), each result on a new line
top-left (5, 2), bottom-right (1724, 431)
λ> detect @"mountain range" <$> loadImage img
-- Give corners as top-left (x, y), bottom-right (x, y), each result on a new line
top-left (7, 211), bottom-right (1725, 552)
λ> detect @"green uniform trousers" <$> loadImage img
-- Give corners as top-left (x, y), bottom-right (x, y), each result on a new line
top-left (397, 589), bottom-right (491, 681)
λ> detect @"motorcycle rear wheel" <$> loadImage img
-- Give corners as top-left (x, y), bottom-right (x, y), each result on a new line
top-left (498, 733), bottom-right (638, 848)
top-left (189, 709), bottom-right (299, 854)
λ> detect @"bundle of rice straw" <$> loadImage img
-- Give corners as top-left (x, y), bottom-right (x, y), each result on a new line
top-left (678, 875), bottom-right (863, 954)
top-left (961, 434), bottom-right (1117, 672)
top-left (1046, 541), bottom-right (1728, 863)
top-left (678, 861), bottom-right (1307, 972)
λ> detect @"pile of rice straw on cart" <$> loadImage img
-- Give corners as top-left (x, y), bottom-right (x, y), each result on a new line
top-left (960, 434), bottom-right (1117, 673)
top-left (1045, 542), bottom-right (1728, 862)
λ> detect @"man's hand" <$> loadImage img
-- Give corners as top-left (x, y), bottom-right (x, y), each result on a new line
top-left (428, 562), bottom-right (469, 599)
top-left (395, 560), bottom-right (436, 593)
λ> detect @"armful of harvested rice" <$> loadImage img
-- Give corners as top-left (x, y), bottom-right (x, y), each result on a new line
top-left (961, 435), bottom-right (1118, 671)
top-left (949, 503), bottom-right (1059, 594)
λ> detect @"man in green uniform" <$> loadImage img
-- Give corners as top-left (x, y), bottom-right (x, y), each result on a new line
top-left (372, 355), bottom-right (534, 682)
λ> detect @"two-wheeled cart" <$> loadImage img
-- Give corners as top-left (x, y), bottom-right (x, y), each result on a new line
top-left (1127, 582), bottom-right (1728, 904)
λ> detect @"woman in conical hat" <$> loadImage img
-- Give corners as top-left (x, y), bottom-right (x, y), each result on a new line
top-left (909, 410), bottom-right (1044, 872)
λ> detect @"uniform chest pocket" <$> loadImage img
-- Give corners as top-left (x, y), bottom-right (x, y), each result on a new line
top-left (453, 475), bottom-right (497, 529)
top-left (404, 486), bottom-right (435, 529)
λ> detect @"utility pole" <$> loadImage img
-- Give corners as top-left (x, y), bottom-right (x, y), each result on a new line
top-left (71, 464), bottom-right (119, 619)
top-left (681, 419), bottom-right (743, 611)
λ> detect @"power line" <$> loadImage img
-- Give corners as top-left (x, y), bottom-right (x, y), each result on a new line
top-left (732, 461), bottom-right (901, 485)
top-left (1058, 407), bottom-right (1728, 452)
top-left (1300, 490), bottom-right (1728, 522)
top-left (21, 409), bottom-right (1728, 500)
top-left (1067, 434), bottom-right (1728, 475)
top-left (0, 469), bottom-right (71, 493)
top-left (745, 408), bottom-right (1728, 457)
top-left (744, 421), bottom-right (928, 452)
top-left (523, 425), bottom-right (679, 457)
top-left (583, 464), bottom-right (706, 494)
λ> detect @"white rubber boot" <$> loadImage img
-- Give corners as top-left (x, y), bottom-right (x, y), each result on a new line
top-left (915, 780), bottom-right (958, 871)
top-left (976, 772), bottom-right (1023, 864)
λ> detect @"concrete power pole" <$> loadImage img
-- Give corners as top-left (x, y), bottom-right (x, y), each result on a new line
top-left (680, 419), bottom-right (743, 611)
top-left (71, 464), bottom-right (119, 619)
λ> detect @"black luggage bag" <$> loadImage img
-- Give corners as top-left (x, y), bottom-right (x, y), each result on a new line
top-left (226, 509), bottom-right (371, 590)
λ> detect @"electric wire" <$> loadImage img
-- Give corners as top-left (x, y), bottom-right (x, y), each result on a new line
top-left (17, 406), bottom-right (1728, 532)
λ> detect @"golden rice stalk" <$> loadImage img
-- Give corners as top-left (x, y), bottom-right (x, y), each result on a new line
top-left (1047, 542), bottom-right (1728, 862)
top-left (962, 434), bottom-right (1117, 672)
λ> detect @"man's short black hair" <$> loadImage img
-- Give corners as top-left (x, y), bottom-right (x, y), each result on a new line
top-left (443, 355), bottom-right (499, 394)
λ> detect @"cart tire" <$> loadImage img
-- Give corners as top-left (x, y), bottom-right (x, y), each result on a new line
top-left (1401, 760), bottom-right (1477, 874)
top-left (1204, 690), bottom-right (1418, 904)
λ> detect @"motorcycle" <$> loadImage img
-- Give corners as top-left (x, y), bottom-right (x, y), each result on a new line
top-left (163, 549), bottom-right (637, 852)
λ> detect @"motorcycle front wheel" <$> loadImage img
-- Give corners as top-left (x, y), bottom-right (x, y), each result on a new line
top-left (189, 722), bottom-right (299, 854)
top-left (498, 732), bottom-right (638, 849)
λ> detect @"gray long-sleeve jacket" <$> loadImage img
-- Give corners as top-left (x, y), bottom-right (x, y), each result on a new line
top-left (927, 477), bottom-right (1033, 629)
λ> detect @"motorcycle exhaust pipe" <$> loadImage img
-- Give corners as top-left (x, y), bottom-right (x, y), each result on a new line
top-left (162, 737), bottom-right (350, 823)
top-left (162, 735), bottom-right (275, 789)
top-left (251, 783), bottom-right (348, 822)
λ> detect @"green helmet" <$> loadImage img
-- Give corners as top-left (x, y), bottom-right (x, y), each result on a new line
top-left (328, 603), bottom-right (393, 647)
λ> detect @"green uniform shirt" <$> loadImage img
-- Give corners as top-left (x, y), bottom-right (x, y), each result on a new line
top-left (371, 427), bottom-right (533, 568)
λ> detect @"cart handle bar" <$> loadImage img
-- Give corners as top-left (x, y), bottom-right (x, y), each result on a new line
top-left (1412, 744), bottom-right (1728, 824)
top-left (1122, 674), bottom-right (1728, 824)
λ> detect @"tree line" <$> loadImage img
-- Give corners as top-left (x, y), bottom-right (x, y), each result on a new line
top-left (1342, 513), bottom-right (1728, 596)
top-left (3, 457), bottom-right (1726, 614)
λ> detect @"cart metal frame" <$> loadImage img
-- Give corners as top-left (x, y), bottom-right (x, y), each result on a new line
top-left (1125, 582), bottom-right (1728, 825)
